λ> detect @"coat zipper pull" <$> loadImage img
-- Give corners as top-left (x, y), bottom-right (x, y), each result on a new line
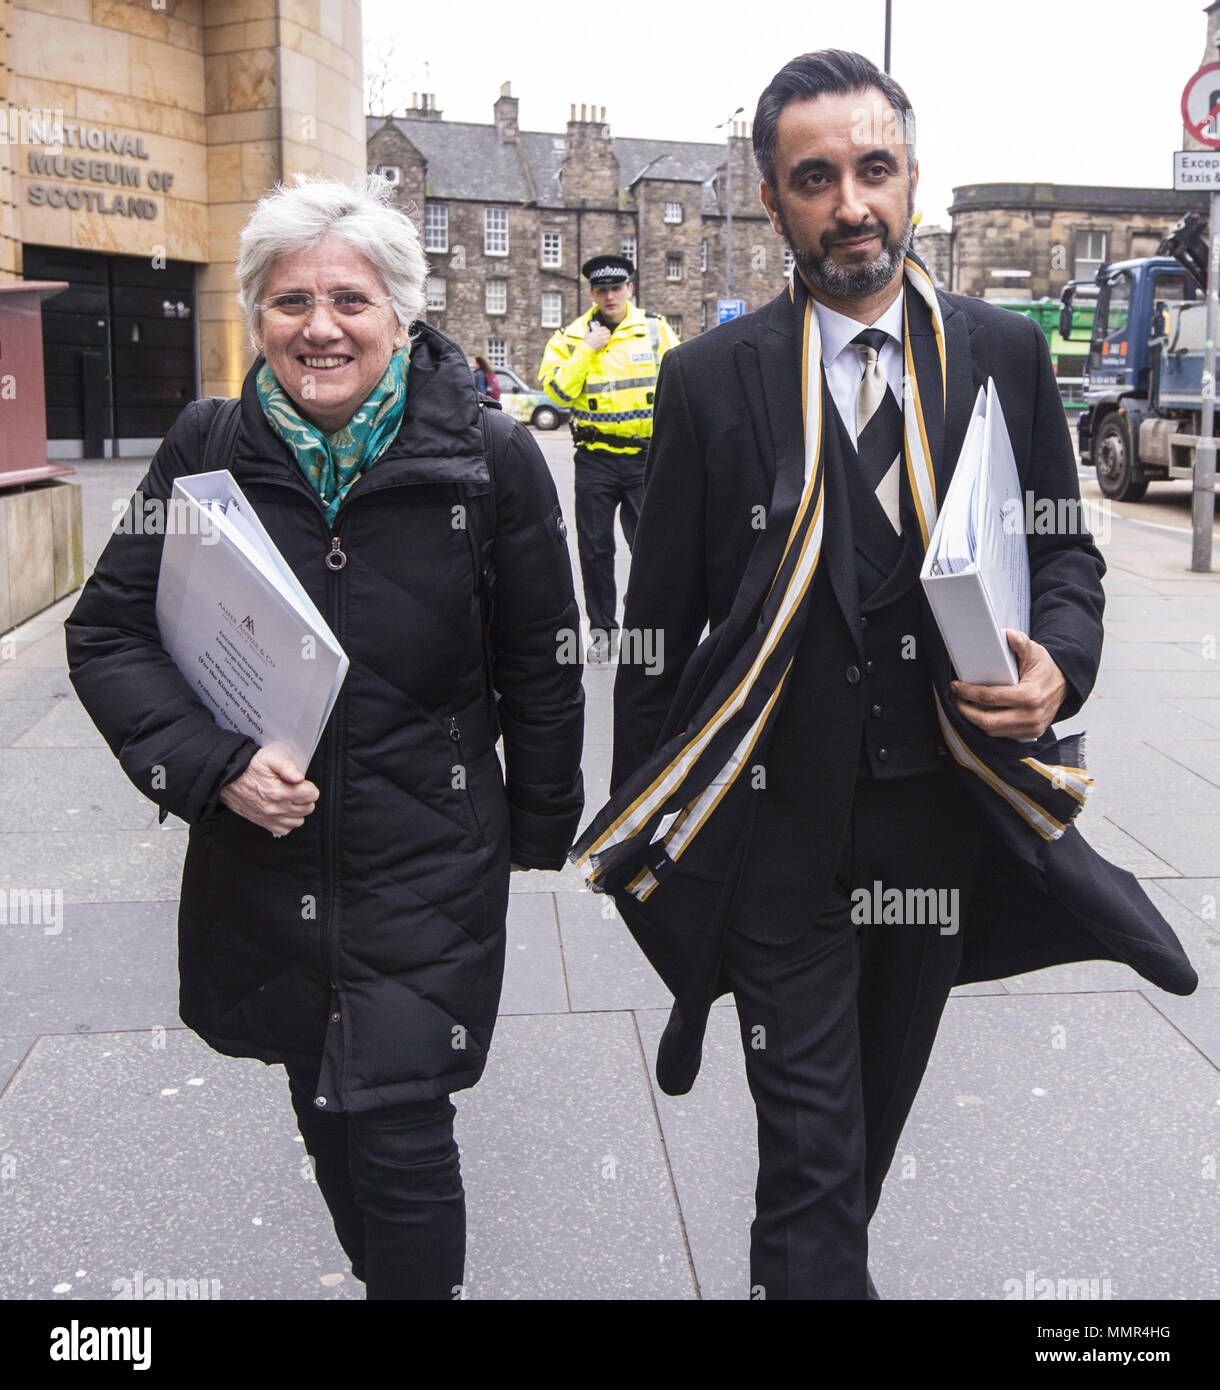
top-left (325, 536), bottom-right (347, 571)
top-left (449, 715), bottom-right (461, 741)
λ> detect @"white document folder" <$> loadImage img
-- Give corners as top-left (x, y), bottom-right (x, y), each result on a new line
top-left (155, 469), bottom-right (348, 772)
top-left (919, 380), bottom-right (1030, 685)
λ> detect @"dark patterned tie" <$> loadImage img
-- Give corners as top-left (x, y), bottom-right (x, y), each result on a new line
top-left (853, 328), bottom-right (903, 532)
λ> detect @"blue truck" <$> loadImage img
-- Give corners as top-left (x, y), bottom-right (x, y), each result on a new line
top-left (1060, 213), bottom-right (1208, 501)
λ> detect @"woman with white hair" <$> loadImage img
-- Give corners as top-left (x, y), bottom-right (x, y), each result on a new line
top-left (65, 176), bottom-right (585, 1299)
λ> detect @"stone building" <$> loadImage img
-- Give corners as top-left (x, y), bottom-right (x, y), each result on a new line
top-left (367, 91), bottom-right (789, 384)
top-left (942, 184), bottom-right (1208, 301)
top-left (2, 0), bottom-right (366, 456)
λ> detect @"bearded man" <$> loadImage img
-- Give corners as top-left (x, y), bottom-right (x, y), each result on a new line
top-left (574, 49), bottom-right (1196, 1299)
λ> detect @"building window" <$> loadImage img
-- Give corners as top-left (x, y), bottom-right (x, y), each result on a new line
top-left (663, 200), bottom-right (683, 224)
top-left (425, 205), bottom-right (449, 253)
top-left (700, 301), bottom-right (708, 333)
top-left (487, 337), bottom-right (507, 368)
top-left (666, 253), bottom-right (683, 282)
top-left (782, 246), bottom-right (795, 277)
top-left (485, 279), bottom-right (507, 314)
top-left (1074, 230), bottom-right (1107, 282)
top-left (620, 235), bottom-right (637, 267)
top-left (425, 277), bottom-right (446, 312)
top-left (541, 291), bottom-right (563, 328)
top-left (668, 314), bottom-right (682, 337)
top-left (541, 231), bottom-right (562, 267)
top-left (700, 239), bottom-right (708, 273)
top-left (374, 165), bottom-right (401, 187)
top-left (484, 208), bottom-right (508, 256)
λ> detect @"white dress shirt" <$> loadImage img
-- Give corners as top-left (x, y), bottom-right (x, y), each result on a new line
top-left (812, 291), bottom-right (905, 449)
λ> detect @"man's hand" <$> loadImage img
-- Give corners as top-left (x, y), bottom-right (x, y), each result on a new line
top-left (950, 630), bottom-right (1069, 741)
top-left (219, 747), bottom-right (319, 836)
top-left (585, 323), bottom-right (611, 352)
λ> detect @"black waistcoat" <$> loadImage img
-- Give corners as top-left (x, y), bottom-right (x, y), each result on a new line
top-left (827, 391), bottom-right (945, 780)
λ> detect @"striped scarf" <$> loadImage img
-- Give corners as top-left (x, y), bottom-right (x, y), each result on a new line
top-left (573, 259), bottom-right (1093, 901)
top-left (257, 349), bottom-right (410, 525)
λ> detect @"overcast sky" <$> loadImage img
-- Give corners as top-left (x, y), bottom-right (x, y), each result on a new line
top-left (362, 0), bottom-right (1211, 226)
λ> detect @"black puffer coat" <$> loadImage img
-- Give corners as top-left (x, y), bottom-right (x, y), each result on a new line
top-left (66, 325), bottom-right (584, 1109)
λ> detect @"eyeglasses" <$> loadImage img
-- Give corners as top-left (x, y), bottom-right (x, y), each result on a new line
top-left (254, 292), bottom-right (394, 318)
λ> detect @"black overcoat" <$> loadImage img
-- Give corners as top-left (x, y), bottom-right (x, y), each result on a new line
top-left (66, 325), bottom-right (584, 1110)
top-left (610, 287), bottom-right (1197, 1095)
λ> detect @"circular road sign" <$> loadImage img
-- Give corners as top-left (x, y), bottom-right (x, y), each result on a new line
top-left (1182, 62), bottom-right (1220, 148)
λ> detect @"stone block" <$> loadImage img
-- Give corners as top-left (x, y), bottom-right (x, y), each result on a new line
top-left (2, 487), bottom-right (53, 630)
top-left (48, 479), bottom-right (82, 601)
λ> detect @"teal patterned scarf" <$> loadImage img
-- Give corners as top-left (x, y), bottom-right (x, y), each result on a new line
top-left (257, 350), bottom-right (410, 524)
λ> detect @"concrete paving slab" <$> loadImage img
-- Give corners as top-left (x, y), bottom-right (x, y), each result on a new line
top-left (0, 667), bottom-right (74, 701)
top-left (1001, 959), bottom-right (1147, 994)
top-left (556, 889), bottom-right (673, 1012)
top-left (507, 858), bottom-right (588, 894)
top-left (1100, 595), bottom-right (1220, 625)
top-left (455, 1011), bottom-right (696, 1299)
top-left (633, 1005), bottom-right (753, 1300)
top-left (0, 749), bottom-right (156, 832)
top-left (1075, 815), bottom-right (1179, 878)
top-left (1092, 668), bottom-right (1220, 699)
top-left (1110, 815), bottom-right (1220, 877)
top-left (499, 892), bottom-right (568, 1016)
top-left (0, 830), bottom-right (186, 903)
top-left (1141, 987), bottom-right (1220, 1069)
top-left (0, 900), bottom-right (179, 1043)
top-left (1106, 621), bottom-right (1220, 643)
top-left (1140, 881), bottom-right (1220, 989)
top-left (0, 1028), bottom-right (359, 1300)
top-left (11, 698), bottom-right (109, 748)
top-left (9, 632), bottom-right (69, 668)
top-left (1161, 697), bottom-right (1220, 732)
top-left (0, 1036), bottom-right (35, 1094)
top-left (868, 991), bottom-right (1219, 1300)
top-left (1158, 740), bottom-right (1220, 789)
top-left (1078, 741), bottom-right (1220, 819)
top-left (0, 701), bottom-right (50, 747)
top-left (1098, 642), bottom-right (1214, 670)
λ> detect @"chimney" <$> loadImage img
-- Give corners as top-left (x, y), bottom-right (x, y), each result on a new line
top-left (405, 92), bottom-right (443, 121)
top-left (494, 81), bottom-right (518, 144)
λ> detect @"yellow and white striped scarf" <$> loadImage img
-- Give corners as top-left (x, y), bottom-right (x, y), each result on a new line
top-left (573, 260), bottom-right (1092, 901)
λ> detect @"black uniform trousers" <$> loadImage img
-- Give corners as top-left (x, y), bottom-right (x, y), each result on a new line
top-left (573, 444), bottom-right (646, 636)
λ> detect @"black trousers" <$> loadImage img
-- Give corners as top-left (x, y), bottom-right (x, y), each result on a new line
top-left (573, 445), bottom-right (646, 635)
top-left (721, 768), bottom-right (984, 1300)
top-left (285, 1064), bottom-right (466, 1300)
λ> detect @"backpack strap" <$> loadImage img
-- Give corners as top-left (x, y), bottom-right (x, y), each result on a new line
top-left (202, 395), bottom-right (241, 472)
top-left (467, 398), bottom-right (501, 738)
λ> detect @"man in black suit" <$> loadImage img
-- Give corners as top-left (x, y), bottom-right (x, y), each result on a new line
top-left (596, 50), bottom-right (1195, 1299)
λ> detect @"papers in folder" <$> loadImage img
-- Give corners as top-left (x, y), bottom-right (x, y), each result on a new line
top-left (919, 380), bottom-right (1030, 685)
top-left (155, 469), bottom-right (348, 772)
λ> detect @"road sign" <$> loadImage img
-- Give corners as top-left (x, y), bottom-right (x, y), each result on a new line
top-left (1180, 62), bottom-right (1220, 569)
top-left (717, 299), bottom-right (745, 324)
top-left (1174, 149), bottom-right (1220, 189)
top-left (1181, 62), bottom-right (1220, 149)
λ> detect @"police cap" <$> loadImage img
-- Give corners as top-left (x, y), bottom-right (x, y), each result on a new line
top-left (582, 253), bottom-right (634, 286)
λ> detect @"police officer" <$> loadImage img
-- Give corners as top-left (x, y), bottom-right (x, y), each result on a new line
top-left (539, 254), bottom-right (679, 661)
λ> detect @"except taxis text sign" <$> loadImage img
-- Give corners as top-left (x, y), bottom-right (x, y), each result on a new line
top-left (1174, 150), bottom-right (1220, 189)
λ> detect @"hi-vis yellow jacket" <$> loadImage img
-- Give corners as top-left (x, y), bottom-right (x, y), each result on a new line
top-left (538, 302), bottom-right (680, 455)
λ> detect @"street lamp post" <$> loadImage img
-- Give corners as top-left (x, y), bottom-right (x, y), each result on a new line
top-left (717, 106), bottom-right (744, 298)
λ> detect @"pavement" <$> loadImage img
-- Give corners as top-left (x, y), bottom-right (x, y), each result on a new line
top-left (1, 432), bottom-right (1218, 1303)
